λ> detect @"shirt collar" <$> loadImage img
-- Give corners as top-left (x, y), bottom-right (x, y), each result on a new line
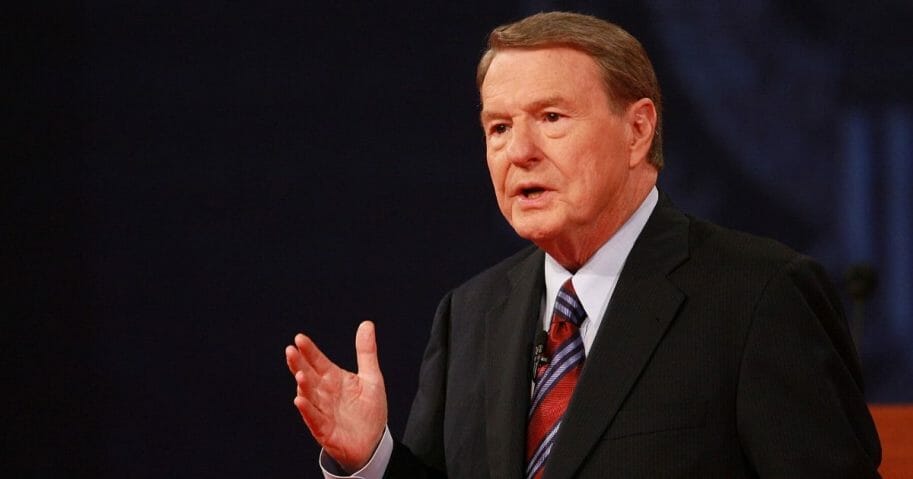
top-left (544, 187), bottom-right (659, 325)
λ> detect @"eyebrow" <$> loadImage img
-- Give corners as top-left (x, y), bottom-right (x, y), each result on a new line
top-left (480, 95), bottom-right (567, 125)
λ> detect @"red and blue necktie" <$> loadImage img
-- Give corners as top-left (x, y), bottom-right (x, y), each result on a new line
top-left (525, 278), bottom-right (587, 479)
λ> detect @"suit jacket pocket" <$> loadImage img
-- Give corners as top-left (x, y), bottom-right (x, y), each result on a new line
top-left (603, 400), bottom-right (708, 440)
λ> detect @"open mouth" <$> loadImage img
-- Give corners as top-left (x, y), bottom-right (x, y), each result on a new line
top-left (522, 187), bottom-right (546, 199)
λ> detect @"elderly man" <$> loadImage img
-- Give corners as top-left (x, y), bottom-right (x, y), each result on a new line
top-left (286, 11), bottom-right (881, 478)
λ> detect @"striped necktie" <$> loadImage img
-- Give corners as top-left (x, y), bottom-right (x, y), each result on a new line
top-left (525, 278), bottom-right (587, 479)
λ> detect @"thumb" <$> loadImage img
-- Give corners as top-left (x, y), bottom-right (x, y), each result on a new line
top-left (355, 320), bottom-right (382, 379)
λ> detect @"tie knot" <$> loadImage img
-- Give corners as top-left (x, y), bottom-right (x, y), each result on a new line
top-left (554, 278), bottom-right (587, 327)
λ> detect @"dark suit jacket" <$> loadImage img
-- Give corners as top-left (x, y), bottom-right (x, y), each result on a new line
top-left (386, 196), bottom-right (881, 478)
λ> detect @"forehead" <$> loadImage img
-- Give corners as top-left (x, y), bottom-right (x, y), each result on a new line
top-left (480, 47), bottom-right (607, 112)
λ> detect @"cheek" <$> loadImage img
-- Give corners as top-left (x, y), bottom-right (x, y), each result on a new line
top-left (486, 157), bottom-right (505, 188)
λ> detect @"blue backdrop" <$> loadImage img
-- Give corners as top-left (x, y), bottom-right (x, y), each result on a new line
top-left (6, 0), bottom-right (911, 476)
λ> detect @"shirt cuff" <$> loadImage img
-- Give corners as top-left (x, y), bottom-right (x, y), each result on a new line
top-left (318, 426), bottom-right (393, 479)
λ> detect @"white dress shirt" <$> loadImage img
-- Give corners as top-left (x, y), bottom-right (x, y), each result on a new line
top-left (318, 187), bottom-right (659, 478)
top-left (541, 187), bottom-right (658, 354)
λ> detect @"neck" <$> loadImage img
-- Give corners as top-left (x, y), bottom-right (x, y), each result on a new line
top-left (541, 176), bottom-right (656, 272)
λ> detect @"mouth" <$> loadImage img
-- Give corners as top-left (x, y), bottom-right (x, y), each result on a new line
top-left (521, 186), bottom-right (546, 199)
top-left (512, 182), bottom-right (549, 200)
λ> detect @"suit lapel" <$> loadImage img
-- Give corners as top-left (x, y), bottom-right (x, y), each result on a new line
top-left (485, 248), bottom-right (545, 479)
top-left (544, 197), bottom-right (691, 479)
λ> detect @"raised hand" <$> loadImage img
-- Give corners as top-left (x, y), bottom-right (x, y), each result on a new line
top-left (285, 321), bottom-right (388, 473)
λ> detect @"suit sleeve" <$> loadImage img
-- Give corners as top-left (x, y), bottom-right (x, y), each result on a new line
top-left (383, 291), bottom-right (453, 478)
top-left (736, 256), bottom-right (882, 477)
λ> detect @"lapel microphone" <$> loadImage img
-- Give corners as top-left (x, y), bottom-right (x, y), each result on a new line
top-left (532, 329), bottom-right (549, 380)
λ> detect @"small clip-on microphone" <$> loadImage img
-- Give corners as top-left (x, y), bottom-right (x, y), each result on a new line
top-left (532, 329), bottom-right (549, 380)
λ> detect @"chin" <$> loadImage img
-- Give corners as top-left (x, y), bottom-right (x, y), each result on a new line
top-left (504, 209), bottom-right (563, 243)
top-left (510, 222), bottom-right (560, 244)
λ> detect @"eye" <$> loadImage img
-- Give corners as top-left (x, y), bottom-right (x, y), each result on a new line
top-left (490, 123), bottom-right (509, 135)
top-left (545, 112), bottom-right (562, 123)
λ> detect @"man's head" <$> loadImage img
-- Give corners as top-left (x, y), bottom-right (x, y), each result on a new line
top-left (478, 12), bottom-right (661, 270)
top-left (477, 11), bottom-right (663, 169)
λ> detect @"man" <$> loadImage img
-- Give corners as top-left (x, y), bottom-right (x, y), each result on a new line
top-left (286, 11), bottom-right (882, 478)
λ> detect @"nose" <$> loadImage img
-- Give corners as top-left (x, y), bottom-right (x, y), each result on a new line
top-left (505, 121), bottom-right (540, 167)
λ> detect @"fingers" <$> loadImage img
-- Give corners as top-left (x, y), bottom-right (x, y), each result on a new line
top-left (293, 333), bottom-right (336, 375)
top-left (294, 369), bottom-right (318, 400)
top-left (355, 321), bottom-right (382, 380)
top-left (286, 343), bottom-right (326, 391)
top-left (294, 394), bottom-right (331, 440)
top-left (286, 333), bottom-right (344, 410)
top-left (285, 345), bottom-right (304, 375)
top-left (293, 366), bottom-right (341, 420)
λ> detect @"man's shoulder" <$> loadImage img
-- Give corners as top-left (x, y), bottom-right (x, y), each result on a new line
top-left (451, 244), bottom-right (541, 294)
top-left (650, 196), bottom-right (806, 273)
top-left (686, 215), bottom-right (802, 266)
top-left (677, 214), bottom-right (822, 292)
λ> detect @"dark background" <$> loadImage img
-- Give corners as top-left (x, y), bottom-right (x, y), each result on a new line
top-left (6, 0), bottom-right (912, 476)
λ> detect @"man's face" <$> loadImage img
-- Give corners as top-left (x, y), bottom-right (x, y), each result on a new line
top-left (480, 47), bottom-right (635, 250)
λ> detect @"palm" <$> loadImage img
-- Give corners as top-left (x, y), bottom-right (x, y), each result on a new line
top-left (286, 321), bottom-right (387, 472)
top-left (306, 361), bottom-right (386, 466)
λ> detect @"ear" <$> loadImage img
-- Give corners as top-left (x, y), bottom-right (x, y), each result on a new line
top-left (626, 98), bottom-right (657, 168)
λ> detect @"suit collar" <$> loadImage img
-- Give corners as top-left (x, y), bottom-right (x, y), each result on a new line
top-left (544, 194), bottom-right (691, 479)
top-left (485, 247), bottom-right (545, 478)
top-left (543, 187), bottom-right (660, 347)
